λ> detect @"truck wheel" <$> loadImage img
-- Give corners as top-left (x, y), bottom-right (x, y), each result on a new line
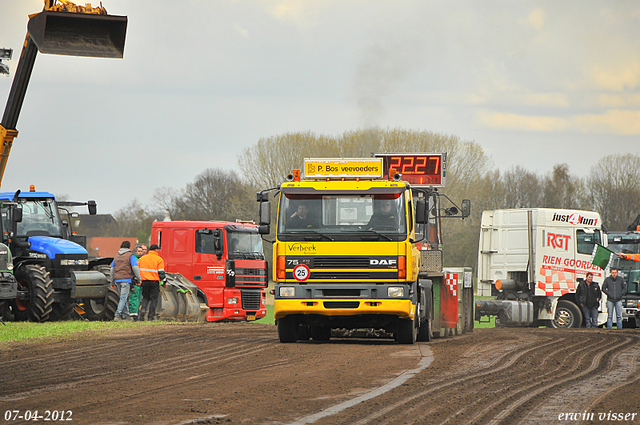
top-left (310, 325), bottom-right (331, 341)
top-left (12, 265), bottom-right (54, 322)
top-left (297, 325), bottom-right (311, 341)
top-left (551, 300), bottom-right (582, 329)
top-left (278, 316), bottom-right (298, 343)
top-left (418, 303), bottom-right (433, 342)
top-left (397, 304), bottom-right (418, 344)
top-left (49, 302), bottom-right (75, 321)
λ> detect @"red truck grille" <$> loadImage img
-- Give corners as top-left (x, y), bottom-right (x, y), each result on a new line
top-left (241, 289), bottom-right (262, 310)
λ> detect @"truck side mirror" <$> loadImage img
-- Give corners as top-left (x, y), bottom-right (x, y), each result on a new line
top-left (213, 229), bottom-right (223, 259)
top-left (256, 192), bottom-right (269, 202)
top-left (258, 201), bottom-right (271, 226)
top-left (415, 200), bottom-right (428, 224)
top-left (461, 199), bottom-right (471, 218)
top-left (87, 200), bottom-right (97, 215)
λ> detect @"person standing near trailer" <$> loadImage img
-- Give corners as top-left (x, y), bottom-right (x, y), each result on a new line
top-left (602, 267), bottom-right (627, 329)
top-left (576, 272), bottom-right (601, 328)
top-left (137, 244), bottom-right (165, 321)
top-left (110, 240), bottom-right (141, 321)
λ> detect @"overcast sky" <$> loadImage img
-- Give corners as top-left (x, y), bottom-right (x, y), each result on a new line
top-left (1, 1), bottom-right (639, 214)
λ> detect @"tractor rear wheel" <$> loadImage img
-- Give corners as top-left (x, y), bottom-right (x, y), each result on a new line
top-left (84, 287), bottom-right (119, 321)
top-left (12, 264), bottom-right (54, 322)
top-left (49, 302), bottom-right (75, 321)
top-left (83, 265), bottom-right (118, 321)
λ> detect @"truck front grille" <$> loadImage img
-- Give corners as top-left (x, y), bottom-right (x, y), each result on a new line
top-left (323, 301), bottom-right (360, 309)
top-left (313, 257), bottom-right (371, 268)
top-left (241, 289), bottom-right (261, 310)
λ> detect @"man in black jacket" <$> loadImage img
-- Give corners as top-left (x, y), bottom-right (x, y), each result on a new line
top-left (602, 267), bottom-right (627, 329)
top-left (576, 272), bottom-right (601, 328)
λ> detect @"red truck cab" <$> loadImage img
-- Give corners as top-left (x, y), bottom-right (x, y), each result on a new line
top-left (150, 220), bottom-right (268, 321)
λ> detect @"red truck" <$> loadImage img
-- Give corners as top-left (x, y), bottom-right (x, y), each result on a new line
top-left (150, 220), bottom-right (268, 322)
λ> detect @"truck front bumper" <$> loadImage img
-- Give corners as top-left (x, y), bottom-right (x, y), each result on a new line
top-left (274, 298), bottom-right (414, 320)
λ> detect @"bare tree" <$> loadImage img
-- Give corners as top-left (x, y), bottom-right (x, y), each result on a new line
top-left (500, 166), bottom-right (543, 208)
top-left (171, 168), bottom-right (254, 222)
top-left (541, 164), bottom-right (585, 209)
top-left (587, 154), bottom-right (640, 230)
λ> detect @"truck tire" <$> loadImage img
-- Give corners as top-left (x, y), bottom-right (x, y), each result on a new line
top-left (297, 325), bottom-right (311, 341)
top-left (83, 265), bottom-right (118, 321)
top-left (278, 316), bottom-right (298, 343)
top-left (310, 325), bottom-right (331, 341)
top-left (397, 304), bottom-right (418, 344)
top-left (551, 300), bottom-right (582, 329)
top-left (418, 302), bottom-right (433, 342)
top-left (12, 265), bottom-right (54, 322)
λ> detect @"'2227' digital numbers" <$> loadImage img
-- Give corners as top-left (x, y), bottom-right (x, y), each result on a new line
top-left (388, 155), bottom-right (440, 175)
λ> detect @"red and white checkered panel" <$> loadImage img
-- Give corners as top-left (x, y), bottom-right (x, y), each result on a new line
top-left (537, 266), bottom-right (576, 296)
top-left (445, 273), bottom-right (458, 297)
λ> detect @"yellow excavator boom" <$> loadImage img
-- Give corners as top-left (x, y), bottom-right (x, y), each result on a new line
top-left (0, 0), bottom-right (127, 185)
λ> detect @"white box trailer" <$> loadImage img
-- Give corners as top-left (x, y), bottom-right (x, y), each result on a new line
top-left (475, 208), bottom-right (608, 328)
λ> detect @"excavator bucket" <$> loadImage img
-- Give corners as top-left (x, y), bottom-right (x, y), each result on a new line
top-left (27, 11), bottom-right (127, 58)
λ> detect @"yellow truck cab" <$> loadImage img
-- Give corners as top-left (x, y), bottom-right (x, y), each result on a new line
top-left (257, 155), bottom-right (470, 343)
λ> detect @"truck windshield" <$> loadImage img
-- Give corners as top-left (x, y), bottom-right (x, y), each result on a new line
top-left (16, 198), bottom-right (62, 238)
top-left (608, 233), bottom-right (640, 294)
top-left (227, 231), bottom-right (264, 260)
top-left (607, 234), bottom-right (640, 255)
top-left (278, 193), bottom-right (406, 241)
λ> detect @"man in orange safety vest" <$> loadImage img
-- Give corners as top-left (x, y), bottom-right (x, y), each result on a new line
top-left (137, 244), bottom-right (165, 321)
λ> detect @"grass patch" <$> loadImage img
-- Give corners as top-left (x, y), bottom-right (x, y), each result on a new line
top-left (0, 321), bottom-right (162, 345)
top-left (254, 305), bottom-right (274, 324)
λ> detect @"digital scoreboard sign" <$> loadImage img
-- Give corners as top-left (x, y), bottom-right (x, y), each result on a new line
top-left (375, 153), bottom-right (446, 187)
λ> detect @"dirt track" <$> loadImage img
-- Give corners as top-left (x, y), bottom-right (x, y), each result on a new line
top-left (1, 324), bottom-right (639, 425)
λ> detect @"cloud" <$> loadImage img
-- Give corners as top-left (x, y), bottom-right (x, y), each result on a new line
top-left (597, 93), bottom-right (640, 108)
top-left (587, 62), bottom-right (640, 91)
top-left (261, 0), bottom-right (321, 30)
top-left (523, 93), bottom-right (569, 107)
top-left (478, 109), bottom-right (640, 135)
top-left (477, 110), bottom-right (569, 131)
top-left (233, 22), bottom-right (249, 38)
top-left (573, 109), bottom-right (640, 135)
top-left (525, 8), bottom-right (545, 30)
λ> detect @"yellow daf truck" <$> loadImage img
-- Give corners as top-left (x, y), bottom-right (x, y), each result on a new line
top-left (257, 155), bottom-right (470, 343)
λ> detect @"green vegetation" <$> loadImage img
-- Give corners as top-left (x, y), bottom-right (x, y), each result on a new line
top-left (255, 304), bottom-right (274, 324)
top-left (0, 320), bottom-right (161, 345)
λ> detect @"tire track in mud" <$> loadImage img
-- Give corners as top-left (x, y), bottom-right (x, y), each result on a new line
top-left (315, 330), bottom-right (640, 425)
top-left (340, 332), bottom-right (556, 425)
top-left (0, 336), bottom-right (279, 403)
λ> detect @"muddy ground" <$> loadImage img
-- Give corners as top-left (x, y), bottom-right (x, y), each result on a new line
top-left (1, 324), bottom-right (639, 425)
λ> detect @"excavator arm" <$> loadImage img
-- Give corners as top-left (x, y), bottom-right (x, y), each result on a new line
top-left (0, 0), bottom-right (126, 186)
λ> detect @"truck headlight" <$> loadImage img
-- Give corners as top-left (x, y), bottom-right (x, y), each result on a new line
top-left (227, 297), bottom-right (239, 305)
top-left (388, 286), bottom-right (404, 297)
top-left (279, 287), bottom-right (295, 297)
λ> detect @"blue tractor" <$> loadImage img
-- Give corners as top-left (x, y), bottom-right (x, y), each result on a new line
top-left (0, 189), bottom-right (118, 322)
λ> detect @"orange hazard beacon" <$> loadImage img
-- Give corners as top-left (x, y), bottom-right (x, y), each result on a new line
top-left (256, 154), bottom-right (474, 343)
top-left (150, 220), bottom-right (268, 322)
